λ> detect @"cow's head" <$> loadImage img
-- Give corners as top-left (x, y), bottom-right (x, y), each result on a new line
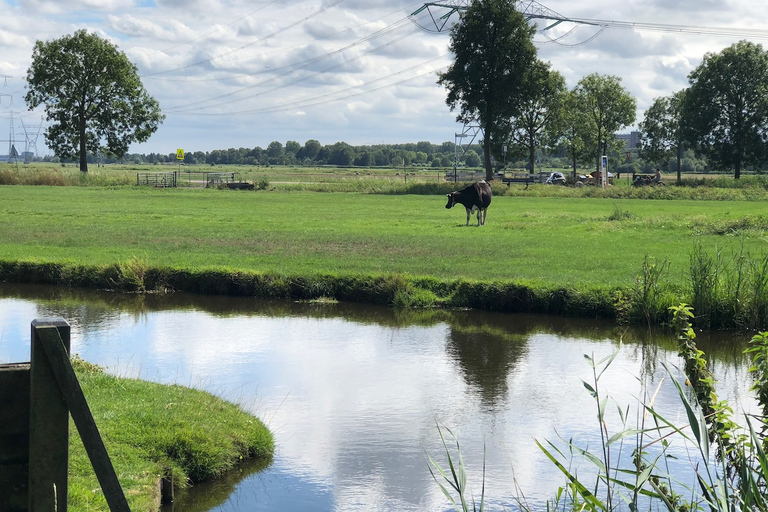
top-left (445, 192), bottom-right (457, 209)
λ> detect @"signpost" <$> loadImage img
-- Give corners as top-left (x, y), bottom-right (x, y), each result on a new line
top-left (176, 149), bottom-right (184, 182)
top-left (601, 155), bottom-right (608, 188)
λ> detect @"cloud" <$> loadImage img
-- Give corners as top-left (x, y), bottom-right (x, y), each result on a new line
top-left (0, 0), bottom-right (764, 152)
top-left (19, 0), bottom-right (135, 14)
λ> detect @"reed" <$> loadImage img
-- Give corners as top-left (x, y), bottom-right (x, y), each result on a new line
top-left (431, 306), bottom-right (768, 512)
top-left (632, 255), bottom-right (670, 327)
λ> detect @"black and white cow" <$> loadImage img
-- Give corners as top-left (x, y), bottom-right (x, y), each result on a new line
top-left (445, 180), bottom-right (492, 226)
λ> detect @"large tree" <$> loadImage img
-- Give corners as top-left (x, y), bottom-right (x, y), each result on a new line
top-left (573, 73), bottom-right (636, 176)
top-left (506, 60), bottom-right (566, 174)
top-left (25, 30), bottom-right (164, 172)
top-left (437, 0), bottom-right (538, 181)
top-left (638, 90), bottom-right (686, 184)
top-left (559, 89), bottom-right (592, 179)
top-left (684, 40), bottom-right (768, 179)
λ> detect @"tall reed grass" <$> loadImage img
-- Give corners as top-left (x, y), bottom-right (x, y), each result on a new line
top-left (0, 165), bottom-right (134, 186)
top-left (688, 243), bottom-right (768, 329)
top-left (429, 305), bottom-right (768, 512)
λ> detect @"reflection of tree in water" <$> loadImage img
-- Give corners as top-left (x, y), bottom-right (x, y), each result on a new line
top-left (446, 315), bottom-right (530, 409)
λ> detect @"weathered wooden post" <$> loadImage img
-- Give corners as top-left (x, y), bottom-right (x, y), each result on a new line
top-left (0, 361), bottom-right (31, 511)
top-left (0, 319), bottom-right (131, 512)
top-left (29, 318), bottom-right (70, 512)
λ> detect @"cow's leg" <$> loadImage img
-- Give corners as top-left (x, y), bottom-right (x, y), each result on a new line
top-left (480, 208), bottom-right (487, 225)
top-left (465, 207), bottom-right (470, 226)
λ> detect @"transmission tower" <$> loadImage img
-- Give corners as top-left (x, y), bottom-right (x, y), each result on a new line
top-left (410, 0), bottom-right (577, 33)
top-left (448, 121), bottom-right (483, 182)
top-left (7, 112), bottom-right (16, 162)
top-left (20, 117), bottom-right (44, 163)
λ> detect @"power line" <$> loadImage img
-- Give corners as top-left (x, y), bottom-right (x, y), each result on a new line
top-left (144, 7), bottom-right (418, 83)
top-left (144, 0), bottom-right (346, 77)
top-left (154, 0), bottom-right (283, 54)
top-left (180, 62), bottom-right (449, 117)
top-left (165, 13), bottom-right (430, 113)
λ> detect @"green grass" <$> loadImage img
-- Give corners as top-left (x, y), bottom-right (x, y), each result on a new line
top-left (69, 357), bottom-right (274, 512)
top-left (0, 185), bottom-right (766, 290)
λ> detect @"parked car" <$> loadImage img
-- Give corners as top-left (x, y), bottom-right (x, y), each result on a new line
top-left (545, 171), bottom-right (566, 185)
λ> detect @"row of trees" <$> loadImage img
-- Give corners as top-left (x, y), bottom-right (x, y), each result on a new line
top-left (437, 0), bottom-right (637, 181)
top-left (113, 141), bottom-right (464, 167)
top-left (438, 0), bottom-right (768, 182)
top-left (639, 40), bottom-right (768, 182)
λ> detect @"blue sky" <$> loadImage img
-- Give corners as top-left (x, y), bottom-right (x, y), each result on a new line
top-left (1, 0), bottom-right (767, 156)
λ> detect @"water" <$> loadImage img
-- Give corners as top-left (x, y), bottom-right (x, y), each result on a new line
top-left (0, 284), bottom-right (756, 512)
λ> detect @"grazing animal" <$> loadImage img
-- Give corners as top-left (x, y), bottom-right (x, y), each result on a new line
top-left (445, 180), bottom-right (492, 226)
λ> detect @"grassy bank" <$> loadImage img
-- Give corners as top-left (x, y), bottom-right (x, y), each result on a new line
top-left (1, 185), bottom-right (768, 327)
top-left (69, 357), bottom-right (274, 511)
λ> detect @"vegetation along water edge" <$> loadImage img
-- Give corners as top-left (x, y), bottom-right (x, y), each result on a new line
top-left (67, 356), bottom-right (274, 512)
top-left (2, 184), bottom-right (768, 329)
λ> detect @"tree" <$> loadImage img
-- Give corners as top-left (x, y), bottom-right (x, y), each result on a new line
top-left (25, 30), bottom-right (163, 172)
top-left (506, 60), bottom-right (566, 174)
top-left (683, 40), bottom-right (768, 179)
top-left (559, 90), bottom-right (591, 179)
top-left (267, 141), bottom-right (284, 164)
top-left (285, 140), bottom-right (301, 165)
top-left (298, 139), bottom-right (322, 162)
top-left (437, 0), bottom-right (538, 181)
top-left (573, 73), bottom-right (636, 175)
top-left (329, 142), bottom-right (355, 166)
top-left (464, 149), bottom-right (481, 167)
top-left (638, 90), bottom-right (686, 184)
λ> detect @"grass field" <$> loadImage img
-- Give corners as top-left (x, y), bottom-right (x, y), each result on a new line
top-left (1, 184), bottom-right (767, 291)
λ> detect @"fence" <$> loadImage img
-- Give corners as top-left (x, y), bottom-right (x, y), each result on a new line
top-left (136, 172), bottom-right (177, 188)
top-left (0, 319), bottom-right (131, 512)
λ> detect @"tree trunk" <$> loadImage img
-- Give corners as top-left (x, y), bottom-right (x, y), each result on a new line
top-left (483, 124), bottom-right (493, 181)
top-left (735, 160), bottom-right (741, 180)
top-left (528, 143), bottom-right (536, 178)
top-left (676, 143), bottom-right (682, 185)
top-left (78, 109), bottom-right (88, 173)
top-left (572, 153), bottom-right (577, 180)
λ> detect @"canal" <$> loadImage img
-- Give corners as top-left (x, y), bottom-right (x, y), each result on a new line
top-left (0, 284), bottom-right (756, 511)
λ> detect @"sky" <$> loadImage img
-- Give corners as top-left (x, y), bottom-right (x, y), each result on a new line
top-left (1, 0), bottom-right (768, 156)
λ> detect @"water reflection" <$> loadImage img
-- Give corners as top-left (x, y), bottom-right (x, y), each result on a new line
top-left (0, 283), bottom-right (757, 512)
top-left (446, 319), bottom-right (528, 409)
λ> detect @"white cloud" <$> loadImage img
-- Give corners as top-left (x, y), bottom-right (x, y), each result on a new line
top-left (0, 0), bottom-right (764, 152)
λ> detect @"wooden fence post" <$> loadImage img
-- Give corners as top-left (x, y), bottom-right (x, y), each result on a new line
top-left (29, 318), bottom-right (70, 512)
top-left (0, 362), bottom-right (31, 511)
top-left (35, 324), bottom-right (131, 512)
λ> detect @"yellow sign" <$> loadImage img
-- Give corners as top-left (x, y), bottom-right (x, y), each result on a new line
top-left (176, 149), bottom-right (185, 160)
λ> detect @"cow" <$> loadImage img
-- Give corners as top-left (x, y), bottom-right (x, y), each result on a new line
top-left (445, 180), bottom-right (492, 226)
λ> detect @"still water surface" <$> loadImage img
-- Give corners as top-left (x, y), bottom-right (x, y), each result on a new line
top-left (0, 284), bottom-right (756, 512)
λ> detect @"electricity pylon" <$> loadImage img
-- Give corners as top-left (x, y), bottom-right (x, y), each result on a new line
top-left (410, 0), bottom-right (580, 33)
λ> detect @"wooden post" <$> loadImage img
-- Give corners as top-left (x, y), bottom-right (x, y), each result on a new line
top-left (34, 325), bottom-right (131, 512)
top-left (29, 318), bottom-right (70, 512)
top-left (0, 362), bottom-right (31, 511)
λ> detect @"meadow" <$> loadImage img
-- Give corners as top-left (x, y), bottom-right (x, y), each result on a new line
top-left (2, 163), bottom-right (768, 327)
top-left (0, 183), bottom-right (766, 285)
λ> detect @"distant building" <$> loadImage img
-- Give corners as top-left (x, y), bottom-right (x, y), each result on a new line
top-left (616, 131), bottom-right (640, 149)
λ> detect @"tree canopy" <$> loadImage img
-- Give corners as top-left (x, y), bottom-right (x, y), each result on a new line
top-left (573, 73), bottom-right (636, 174)
top-left (25, 30), bottom-right (164, 172)
top-left (638, 90), bottom-right (686, 184)
top-left (683, 40), bottom-right (768, 179)
top-left (506, 60), bottom-right (566, 174)
top-left (437, 0), bottom-right (537, 181)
